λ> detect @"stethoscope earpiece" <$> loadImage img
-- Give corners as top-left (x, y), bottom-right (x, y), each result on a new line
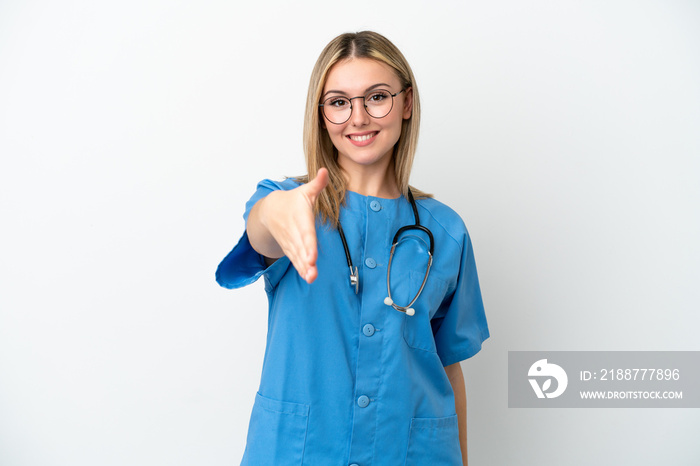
top-left (384, 296), bottom-right (416, 317)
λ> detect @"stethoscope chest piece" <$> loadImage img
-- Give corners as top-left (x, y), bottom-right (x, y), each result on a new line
top-left (349, 266), bottom-right (359, 294)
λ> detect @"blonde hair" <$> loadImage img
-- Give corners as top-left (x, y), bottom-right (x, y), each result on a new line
top-left (298, 31), bottom-right (429, 227)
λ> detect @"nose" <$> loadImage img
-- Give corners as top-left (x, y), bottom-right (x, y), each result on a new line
top-left (348, 96), bottom-right (370, 126)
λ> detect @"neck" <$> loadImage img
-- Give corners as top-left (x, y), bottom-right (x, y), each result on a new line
top-left (341, 159), bottom-right (400, 199)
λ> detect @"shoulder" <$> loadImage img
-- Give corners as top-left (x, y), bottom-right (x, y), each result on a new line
top-left (242, 177), bottom-right (303, 220)
top-left (414, 196), bottom-right (470, 251)
top-left (255, 177), bottom-right (302, 193)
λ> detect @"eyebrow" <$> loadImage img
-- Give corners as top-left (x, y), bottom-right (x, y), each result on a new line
top-left (322, 83), bottom-right (392, 99)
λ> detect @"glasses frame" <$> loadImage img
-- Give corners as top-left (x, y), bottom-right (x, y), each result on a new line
top-left (319, 88), bottom-right (406, 125)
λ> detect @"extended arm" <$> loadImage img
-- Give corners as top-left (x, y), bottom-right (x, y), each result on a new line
top-left (445, 361), bottom-right (468, 466)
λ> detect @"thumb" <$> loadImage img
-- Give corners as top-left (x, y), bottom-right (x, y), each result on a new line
top-left (304, 167), bottom-right (329, 203)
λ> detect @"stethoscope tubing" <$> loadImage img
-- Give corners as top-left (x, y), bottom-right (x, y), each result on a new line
top-left (337, 222), bottom-right (359, 294)
top-left (385, 240), bottom-right (433, 313)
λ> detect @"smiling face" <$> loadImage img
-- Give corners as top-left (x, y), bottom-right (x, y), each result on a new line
top-left (321, 58), bottom-right (413, 177)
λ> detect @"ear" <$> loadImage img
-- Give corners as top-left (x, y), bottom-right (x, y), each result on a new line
top-left (402, 87), bottom-right (413, 120)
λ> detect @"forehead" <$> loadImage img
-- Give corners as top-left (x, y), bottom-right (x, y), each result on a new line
top-left (323, 58), bottom-right (400, 93)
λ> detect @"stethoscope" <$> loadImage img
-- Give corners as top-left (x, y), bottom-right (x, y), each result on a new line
top-left (337, 188), bottom-right (434, 316)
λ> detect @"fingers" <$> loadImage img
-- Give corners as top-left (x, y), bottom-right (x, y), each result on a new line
top-left (275, 194), bottom-right (321, 284)
top-left (290, 222), bottom-right (319, 284)
top-left (288, 168), bottom-right (327, 283)
top-left (302, 225), bottom-right (319, 282)
top-left (303, 167), bottom-right (329, 204)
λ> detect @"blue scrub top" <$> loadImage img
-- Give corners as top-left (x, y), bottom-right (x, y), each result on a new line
top-left (216, 178), bottom-right (489, 466)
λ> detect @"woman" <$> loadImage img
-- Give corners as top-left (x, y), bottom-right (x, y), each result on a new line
top-left (216, 31), bottom-right (489, 466)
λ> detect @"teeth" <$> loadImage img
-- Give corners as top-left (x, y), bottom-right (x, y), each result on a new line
top-left (349, 132), bottom-right (376, 142)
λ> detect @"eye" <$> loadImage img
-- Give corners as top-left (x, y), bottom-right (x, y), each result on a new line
top-left (327, 97), bottom-right (350, 108)
top-left (366, 90), bottom-right (391, 103)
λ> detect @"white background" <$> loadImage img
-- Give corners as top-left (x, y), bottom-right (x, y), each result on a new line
top-left (1, 1), bottom-right (699, 465)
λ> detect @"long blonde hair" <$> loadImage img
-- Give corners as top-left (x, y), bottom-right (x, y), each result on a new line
top-left (298, 31), bottom-right (428, 227)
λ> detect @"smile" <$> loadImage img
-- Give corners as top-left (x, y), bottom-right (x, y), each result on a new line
top-left (347, 131), bottom-right (378, 144)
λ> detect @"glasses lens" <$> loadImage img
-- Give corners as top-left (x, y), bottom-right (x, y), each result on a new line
top-left (365, 90), bottom-right (394, 119)
top-left (322, 96), bottom-right (351, 124)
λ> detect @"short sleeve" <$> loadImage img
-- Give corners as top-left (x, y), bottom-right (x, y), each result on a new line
top-left (431, 232), bottom-right (489, 366)
top-left (215, 179), bottom-right (297, 291)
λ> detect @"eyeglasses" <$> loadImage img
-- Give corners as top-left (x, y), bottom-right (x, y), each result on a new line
top-left (319, 88), bottom-right (405, 125)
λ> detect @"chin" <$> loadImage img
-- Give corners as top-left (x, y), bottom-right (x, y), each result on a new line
top-left (339, 150), bottom-right (391, 168)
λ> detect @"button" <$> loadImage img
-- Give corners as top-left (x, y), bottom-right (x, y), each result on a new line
top-left (370, 200), bottom-right (382, 212)
top-left (362, 324), bottom-right (375, 337)
top-left (357, 395), bottom-right (370, 408)
top-left (349, 464), bottom-right (359, 466)
top-left (365, 258), bottom-right (376, 268)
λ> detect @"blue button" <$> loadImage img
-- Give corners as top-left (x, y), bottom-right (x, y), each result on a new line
top-left (349, 464), bottom-right (360, 466)
top-left (362, 324), bottom-right (375, 337)
top-left (357, 395), bottom-right (370, 408)
top-left (370, 200), bottom-right (381, 212)
top-left (365, 258), bottom-right (376, 268)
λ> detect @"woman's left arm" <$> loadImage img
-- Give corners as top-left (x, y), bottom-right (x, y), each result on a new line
top-left (445, 362), bottom-right (468, 466)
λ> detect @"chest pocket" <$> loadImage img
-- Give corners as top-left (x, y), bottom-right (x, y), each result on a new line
top-left (402, 271), bottom-right (449, 353)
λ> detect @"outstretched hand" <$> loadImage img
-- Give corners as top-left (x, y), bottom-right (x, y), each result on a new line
top-left (257, 168), bottom-right (329, 284)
